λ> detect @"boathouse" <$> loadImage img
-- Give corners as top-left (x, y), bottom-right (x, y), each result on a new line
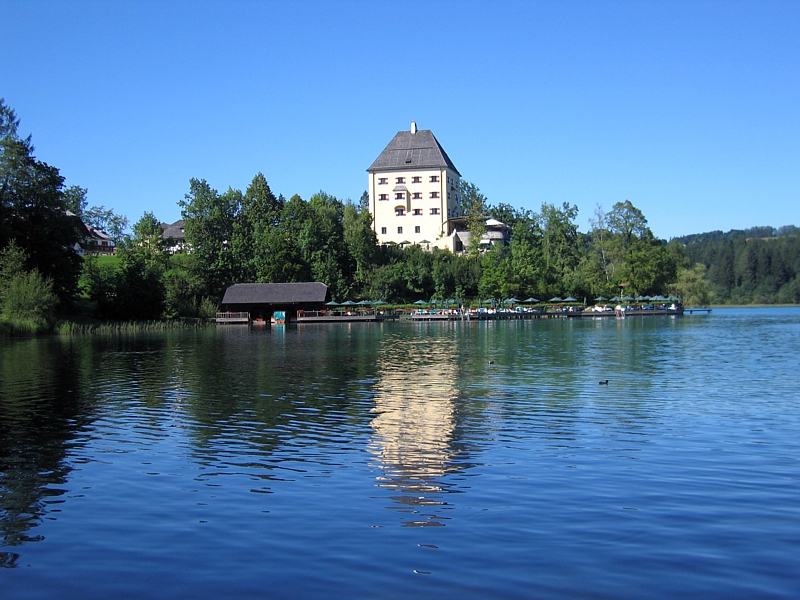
top-left (218, 282), bottom-right (330, 323)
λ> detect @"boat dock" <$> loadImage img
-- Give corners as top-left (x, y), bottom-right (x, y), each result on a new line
top-left (218, 307), bottom-right (688, 325)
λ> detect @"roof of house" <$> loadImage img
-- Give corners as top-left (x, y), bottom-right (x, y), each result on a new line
top-left (367, 128), bottom-right (460, 175)
top-left (161, 220), bottom-right (186, 240)
top-left (86, 227), bottom-right (113, 242)
top-left (221, 282), bottom-right (330, 305)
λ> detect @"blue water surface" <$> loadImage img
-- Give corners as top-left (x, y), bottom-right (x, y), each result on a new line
top-left (1, 308), bottom-right (799, 598)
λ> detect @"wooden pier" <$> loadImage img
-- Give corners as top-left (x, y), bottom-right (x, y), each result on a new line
top-left (215, 311), bottom-right (250, 324)
top-left (218, 307), bottom-right (689, 325)
top-left (296, 312), bottom-right (398, 323)
top-left (567, 308), bottom-right (684, 318)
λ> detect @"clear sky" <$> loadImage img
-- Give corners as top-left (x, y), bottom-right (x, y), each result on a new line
top-left (2, 0), bottom-right (798, 239)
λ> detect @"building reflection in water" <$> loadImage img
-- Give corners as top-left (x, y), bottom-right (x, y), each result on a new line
top-left (368, 333), bottom-right (465, 526)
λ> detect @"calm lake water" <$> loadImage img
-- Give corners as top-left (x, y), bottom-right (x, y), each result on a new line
top-left (1, 308), bottom-right (799, 598)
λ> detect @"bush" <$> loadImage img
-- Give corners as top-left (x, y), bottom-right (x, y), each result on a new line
top-left (2, 270), bottom-right (58, 323)
top-left (198, 297), bottom-right (218, 319)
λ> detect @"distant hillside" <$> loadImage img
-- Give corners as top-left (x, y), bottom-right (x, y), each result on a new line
top-left (672, 225), bottom-right (799, 246)
top-left (671, 225), bottom-right (800, 304)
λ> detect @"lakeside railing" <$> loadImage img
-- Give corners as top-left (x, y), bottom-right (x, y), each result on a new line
top-left (215, 311), bottom-right (249, 321)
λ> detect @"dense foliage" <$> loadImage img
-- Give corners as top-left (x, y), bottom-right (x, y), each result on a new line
top-left (673, 228), bottom-right (800, 304)
top-left (2, 98), bottom-right (798, 333)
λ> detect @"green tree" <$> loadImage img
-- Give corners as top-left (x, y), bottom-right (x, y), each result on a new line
top-left (343, 200), bottom-right (377, 293)
top-left (607, 200), bottom-right (649, 248)
top-left (64, 185), bottom-right (88, 216)
top-left (131, 211), bottom-right (165, 255)
top-left (179, 179), bottom-right (239, 299)
top-left (0, 240), bottom-right (27, 305)
top-left (294, 192), bottom-right (351, 299)
top-left (84, 205), bottom-right (129, 242)
top-left (2, 270), bottom-right (57, 325)
top-left (478, 245), bottom-right (510, 301)
top-left (459, 181), bottom-right (488, 254)
top-left (539, 202), bottom-right (580, 294)
top-left (507, 210), bottom-right (543, 298)
top-left (672, 263), bottom-right (712, 306)
top-left (0, 99), bottom-right (83, 302)
top-left (233, 173), bottom-right (284, 282)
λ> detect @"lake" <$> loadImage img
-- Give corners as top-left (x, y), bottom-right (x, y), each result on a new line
top-left (1, 308), bottom-right (799, 598)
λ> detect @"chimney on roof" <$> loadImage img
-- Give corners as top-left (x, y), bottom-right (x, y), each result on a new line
top-left (410, 120), bottom-right (417, 134)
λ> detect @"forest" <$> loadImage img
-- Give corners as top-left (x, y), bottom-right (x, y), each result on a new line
top-left (2, 99), bottom-right (798, 333)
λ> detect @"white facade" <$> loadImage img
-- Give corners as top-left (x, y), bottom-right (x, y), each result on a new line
top-left (367, 123), bottom-right (462, 250)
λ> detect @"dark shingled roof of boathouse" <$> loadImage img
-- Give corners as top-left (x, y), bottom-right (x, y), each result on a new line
top-left (221, 282), bottom-right (330, 306)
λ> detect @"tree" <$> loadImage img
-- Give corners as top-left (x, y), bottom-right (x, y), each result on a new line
top-left (343, 200), bottom-right (377, 293)
top-left (233, 173), bottom-right (284, 282)
top-left (672, 263), bottom-right (712, 306)
top-left (459, 181), bottom-right (488, 254)
top-left (478, 245), bottom-right (510, 300)
top-left (83, 205), bottom-right (129, 242)
top-left (607, 200), bottom-right (649, 247)
top-left (179, 179), bottom-right (239, 299)
top-left (302, 192), bottom-right (350, 299)
top-left (539, 202), bottom-right (580, 294)
top-left (626, 238), bottom-right (677, 295)
top-left (131, 211), bottom-right (164, 254)
top-left (0, 240), bottom-right (27, 306)
top-left (586, 204), bottom-right (617, 290)
top-left (0, 99), bottom-right (83, 302)
top-left (507, 210), bottom-right (543, 297)
top-left (64, 185), bottom-right (88, 216)
top-left (2, 269), bottom-right (57, 325)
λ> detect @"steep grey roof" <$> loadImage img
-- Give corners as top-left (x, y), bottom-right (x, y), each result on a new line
top-left (367, 129), bottom-right (460, 175)
top-left (161, 220), bottom-right (186, 240)
top-left (221, 282), bottom-right (329, 305)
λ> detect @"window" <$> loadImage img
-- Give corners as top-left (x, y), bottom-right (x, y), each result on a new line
top-left (430, 191), bottom-right (439, 199)
top-left (430, 175), bottom-right (439, 183)
top-left (381, 227), bottom-right (387, 234)
top-left (378, 178), bottom-right (388, 185)
top-left (412, 209), bottom-right (423, 216)
top-left (395, 177), bottom-right (405, 184)
top-left (412, 192), bottom-right (422, 199)
top-left (379, 194), bottom-right (388, 201)
top-left (395, 207), bottom-right (405, 216)
top-left (415, 226), bottom-right (421, 234)
top-left (395, 192), bottom-right (405, 200)
top-left (412, 176), bottom-right (422, 183)
top-left (430, 208), bottom-right (439, 215)
top-left (397, 227), bottom-right (403, 234)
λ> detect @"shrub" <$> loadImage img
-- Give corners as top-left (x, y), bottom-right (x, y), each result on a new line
top-left (198, 297), bottom-right (218, 319)
top-left (3, 270), bottom-right (58, 323)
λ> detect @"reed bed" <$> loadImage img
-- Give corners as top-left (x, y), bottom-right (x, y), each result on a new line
top-left (54, 318), bottom-right (214, 335)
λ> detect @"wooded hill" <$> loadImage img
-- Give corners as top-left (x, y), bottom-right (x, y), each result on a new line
top-left (672, 227), bottom-right (800, 304)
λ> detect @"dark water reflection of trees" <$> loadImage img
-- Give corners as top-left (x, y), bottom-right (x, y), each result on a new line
top-left (0, 337), bottom-right (102, 567)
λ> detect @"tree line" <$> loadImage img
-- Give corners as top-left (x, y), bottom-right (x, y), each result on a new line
top-left (673, 228), bottom-right (800, 304)
top-left (3, 98), bottom-right (798, 332)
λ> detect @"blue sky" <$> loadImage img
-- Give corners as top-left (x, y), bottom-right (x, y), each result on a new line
top-left (2, 0), bottom-right (798, 239)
